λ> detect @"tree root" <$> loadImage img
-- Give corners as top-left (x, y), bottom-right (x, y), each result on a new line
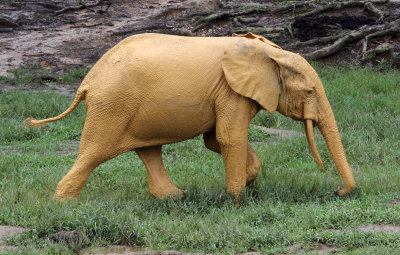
top-left (290, 34), bottom-right (343, 47)
top-left (363, 43), bottom-right (400, 66)
top-left (362, 27), bottom-right (400, 59)
top-left (296, 0), bottom-right (389, 19)
top-left (302, 18), bottom-right (400, 60)
top-left (364, 2), bottom-right (384, 20)
top-left (0, 16), bottom-right (19, 27)
top-left (191, 2), bottom-right (310, 32)
top-left (55, 0), bottom-right (105, 15)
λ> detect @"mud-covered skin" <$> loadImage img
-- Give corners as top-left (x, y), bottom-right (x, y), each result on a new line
top-left (26, 33), bottom-right (355, 202)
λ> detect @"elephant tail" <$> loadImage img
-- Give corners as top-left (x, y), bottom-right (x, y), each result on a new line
top-left (25, 89), bottom-right (87, 128)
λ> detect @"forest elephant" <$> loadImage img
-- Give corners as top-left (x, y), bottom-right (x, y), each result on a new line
top-left (25, 32), bottom-right (355, 203)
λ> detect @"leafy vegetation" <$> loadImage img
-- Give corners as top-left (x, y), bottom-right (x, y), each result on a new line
top-left (0, 65), bottom-right (399, 254)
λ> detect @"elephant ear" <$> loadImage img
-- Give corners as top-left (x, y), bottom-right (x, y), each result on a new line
top-left (222, 37), bottom-right (281, 114)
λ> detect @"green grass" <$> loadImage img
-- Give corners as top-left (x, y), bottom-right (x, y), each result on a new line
top-left (60, 68), bottom-right (91, 83)
top-left (0, 64), bottom-right (48, 85)
top-left (0, 65), bottom-right (400, 254)
top-left (0, 65), bottom-right (90, 85)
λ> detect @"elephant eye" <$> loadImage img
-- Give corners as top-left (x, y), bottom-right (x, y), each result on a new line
top-left (307, 90), bottom-right (313, 95)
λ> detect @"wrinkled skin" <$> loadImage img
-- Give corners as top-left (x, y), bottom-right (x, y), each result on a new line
top-left (26, 33), bottom-right (355, 203)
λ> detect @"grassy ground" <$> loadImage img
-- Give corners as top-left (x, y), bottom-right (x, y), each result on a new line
top-left (0, 65), bottom-right (399, 254)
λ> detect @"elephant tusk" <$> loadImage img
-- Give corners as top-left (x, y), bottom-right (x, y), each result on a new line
top-left (305, 119), bottom-right (323, 168)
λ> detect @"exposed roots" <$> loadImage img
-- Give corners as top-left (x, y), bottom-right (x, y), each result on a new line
top-left (296, 0), bottom-right (389, 19)
top-left (364, 2), bottom-right (384, 20)
top-left (290, 34), bottom-right (343, 47)
top-left (0, 16), bottom-right (19, 27)
top-left (302, 19), bottom-right (400, 60)
top-left (55, 0), bottom-right (106, 15)
top-left (362, 27), bottom-right (400, 60)
top-left (191, 2), bottom-right (311, 32)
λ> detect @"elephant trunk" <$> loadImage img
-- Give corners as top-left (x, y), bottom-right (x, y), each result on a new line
top-left (317, 102), bottom-right (355, 196)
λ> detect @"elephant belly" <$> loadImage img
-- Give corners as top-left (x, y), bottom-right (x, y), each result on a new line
top-left (130, 97), bottom-right (216, 146)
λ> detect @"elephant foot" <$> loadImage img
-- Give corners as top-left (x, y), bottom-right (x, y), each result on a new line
top-left (150, 186), bottom-right (185, 200)
top-left (53, 192), bottom-right (79, 202)
top-left (334, 186), bottom-right (353, 196)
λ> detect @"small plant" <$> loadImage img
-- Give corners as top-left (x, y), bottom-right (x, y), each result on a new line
top-left (251, 111), bottom-right (277, 127)
top-left (248, 125), bottom-right (271, 142)
top-left (61, 67), bottom-right (91, 83)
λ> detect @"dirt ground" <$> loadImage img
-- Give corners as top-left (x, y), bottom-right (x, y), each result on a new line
top-left (1, 0), bottom-right (399, 76)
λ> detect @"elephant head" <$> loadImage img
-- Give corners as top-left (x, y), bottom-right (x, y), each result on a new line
top-left (222, 33), bottom-right (355, 196)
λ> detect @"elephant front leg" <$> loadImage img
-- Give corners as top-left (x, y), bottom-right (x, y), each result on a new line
top-left (217, 134), bottom-right (248, 204)
top-left (203, 130), bottom-right (260, 184)
top-left (135, 146), bottom-right (183, 199)
top-left (215, 119), bottom-right (249, 204)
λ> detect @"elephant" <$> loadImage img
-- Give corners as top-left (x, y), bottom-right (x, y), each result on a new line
top-left (25, 32), bottom-right (355, 203)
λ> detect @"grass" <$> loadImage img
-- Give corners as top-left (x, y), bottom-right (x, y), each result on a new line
top-left (0, 65), bottom-right (400, 254)
top-left (0, 65), bottom-right (90, 85)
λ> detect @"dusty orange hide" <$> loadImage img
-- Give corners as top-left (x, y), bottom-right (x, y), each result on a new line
top-left (26, 33), bottom-right (355, 203)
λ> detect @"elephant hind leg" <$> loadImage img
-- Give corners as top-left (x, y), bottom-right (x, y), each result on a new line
top-left (245, 145), bottom-right (261, 184)
top-left (55, 114), bottom-right (134, 200)
top-left (203, 130), bottom-right (261, 184)
top-left (55, 138), bottom-right (112, 200)
top-left (135, 146), bottom-right (183, 199)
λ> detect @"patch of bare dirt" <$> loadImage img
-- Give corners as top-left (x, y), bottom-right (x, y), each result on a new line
top-left (359, 224), bottom-right (400, 233)
top-left (1, 0), bottom-right (399, 78)
top-left (0, 0), bottom-right (220, 76)
top-left (310, 244), bottom-right (338, 254)
top-left (0, 141), bottom-right (79, 156)
top-left (284, 243), bottom-right (338, 254)
top-left (0, 226), bottom-right (26, 251)
top-left (390, 199), bottom-right (400, 205)
top-left (252, 125), bottom-right (303, 138)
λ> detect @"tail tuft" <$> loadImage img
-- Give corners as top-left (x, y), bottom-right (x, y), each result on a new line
top-left (24, 118), bottom-right (44, 128)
